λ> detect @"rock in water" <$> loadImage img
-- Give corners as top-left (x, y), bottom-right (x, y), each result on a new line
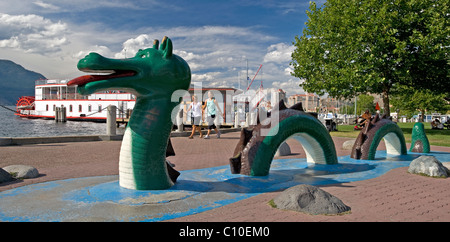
top-left (275, 142), bottom-right (291, 156)
top-left (2, 165), bottom-right (39, 179)
top-left (273, 184), bottom-right (351, 215)
top-left (342, 139), bottom-right (356, 150)
top-left (408, 156), bottom-right (449, 178)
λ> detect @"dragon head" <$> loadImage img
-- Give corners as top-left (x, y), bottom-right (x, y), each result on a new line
top-left (68, 36), bottom-right (191, 97)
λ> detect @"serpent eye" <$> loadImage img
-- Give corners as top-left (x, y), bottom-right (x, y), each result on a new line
top-left (139, 52), bottom-right (150, 58)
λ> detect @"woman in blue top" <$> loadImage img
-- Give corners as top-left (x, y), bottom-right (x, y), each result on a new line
top-left (203, 91), bottom-right (222, 139)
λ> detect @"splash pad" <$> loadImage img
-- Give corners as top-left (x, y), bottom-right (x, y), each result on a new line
top-left (1, 150), bottom-right (448, 221)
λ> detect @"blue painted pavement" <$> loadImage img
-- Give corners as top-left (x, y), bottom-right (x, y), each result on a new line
top-left (0, 151), bottom-right (448, 221)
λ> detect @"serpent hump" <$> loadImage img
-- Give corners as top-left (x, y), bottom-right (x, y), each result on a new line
top-left (229, 101), bottom-right (338, 176)
top-left (351, 114), bottom-right (407, 160)
top-left (409, 122), bottom-right (430, 153)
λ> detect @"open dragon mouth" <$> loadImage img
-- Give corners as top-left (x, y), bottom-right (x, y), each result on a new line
top-left (67, 69), bottom-right (136, 87)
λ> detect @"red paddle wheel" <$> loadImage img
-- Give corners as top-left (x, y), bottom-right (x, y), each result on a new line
top-left (15, 96), bottom-right (35, 113)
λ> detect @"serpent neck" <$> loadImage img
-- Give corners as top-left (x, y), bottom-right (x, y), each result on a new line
top-left (119, 95), bottom-right (178, 190)
top-left (128, 95), bottom-right (176, 138)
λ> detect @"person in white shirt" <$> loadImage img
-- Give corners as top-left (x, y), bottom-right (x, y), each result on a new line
top-left (186, 95), bottom-right (203, 139)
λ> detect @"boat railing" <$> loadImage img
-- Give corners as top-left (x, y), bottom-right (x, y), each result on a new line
top-left (19, 109), bottom-right (37, 116)
top-left (40, 94), bottom-right (89, 100)
top-left (35, 79), bottom-right (69, 85)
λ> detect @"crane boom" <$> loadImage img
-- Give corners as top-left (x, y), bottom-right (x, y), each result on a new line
top-left (246, 64), bottom-right (263, 91)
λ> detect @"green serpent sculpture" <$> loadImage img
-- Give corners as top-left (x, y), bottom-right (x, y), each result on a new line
top-left (68, 37), bottom-right (191, 190)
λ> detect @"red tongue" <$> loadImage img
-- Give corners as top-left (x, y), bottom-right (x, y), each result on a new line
top-left (67, 71), bottom-right (135, 86)
top-left (67, 75), bottom-right (103, 86)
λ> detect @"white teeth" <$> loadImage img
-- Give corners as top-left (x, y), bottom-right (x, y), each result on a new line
top-left (80, 68), bottom-right (116, 74)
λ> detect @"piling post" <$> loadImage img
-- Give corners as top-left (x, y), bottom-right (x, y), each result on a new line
top-left (107, 105), bottom-right (117, 136)
top-left (55, 107), bottom-right (60, 122)
top-left (61, 107), bottom-right (67, 122)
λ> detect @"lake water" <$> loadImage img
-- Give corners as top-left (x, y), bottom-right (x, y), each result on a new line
top-left (0, 106), bottom-right (125, 137)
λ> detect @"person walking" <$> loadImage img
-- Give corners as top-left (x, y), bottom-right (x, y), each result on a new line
top-left (186, 95), bottom-right (203, 139)
top-left (203, 91), bottom-right (222, 139)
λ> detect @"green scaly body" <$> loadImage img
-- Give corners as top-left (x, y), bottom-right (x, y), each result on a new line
top-left (119, 97), bottom-right (176, 189)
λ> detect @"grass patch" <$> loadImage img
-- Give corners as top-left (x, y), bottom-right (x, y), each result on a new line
top-left (8, 172), bottom-right (18, 178)
top-left (268, 199), bottom-right (277, 208)
top-left (408, 172), bottom-right (448, 178)
top-left (330, 122), bottom-right (450, 147)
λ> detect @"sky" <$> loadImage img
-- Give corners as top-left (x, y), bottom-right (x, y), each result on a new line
top-left (0, 0), bottom-right (326, 96)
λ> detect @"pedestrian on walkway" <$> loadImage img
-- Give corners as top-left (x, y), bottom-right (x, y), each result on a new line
top-left (203, 91), bottom-right (222, 139)
top-left (186, 95), bottom-right (203, 139)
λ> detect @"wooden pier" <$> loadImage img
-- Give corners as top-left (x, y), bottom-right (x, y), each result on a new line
top-left (116, 118), bottom-right (130, 127)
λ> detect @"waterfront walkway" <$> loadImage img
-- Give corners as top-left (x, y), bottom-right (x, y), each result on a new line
top-left (1, 130), bottom-right (449, 221)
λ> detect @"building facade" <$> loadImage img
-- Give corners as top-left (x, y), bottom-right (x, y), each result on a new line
top-left (287, 93), bottom-right (320, 112)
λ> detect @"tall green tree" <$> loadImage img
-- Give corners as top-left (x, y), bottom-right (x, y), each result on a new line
top-left (291, 0), bottom-right (449, 116)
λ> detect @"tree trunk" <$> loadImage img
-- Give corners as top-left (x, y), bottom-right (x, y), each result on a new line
top-left (382, 90), bottom-right (390, 116)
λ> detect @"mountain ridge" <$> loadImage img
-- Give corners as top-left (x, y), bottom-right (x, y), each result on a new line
top-left (0, 59), bottom-right (46, 105)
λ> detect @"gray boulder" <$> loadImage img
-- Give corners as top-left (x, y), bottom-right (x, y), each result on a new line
top-left (3, 165), bottom-right (39, 179)
top-left (275, 142), bottom-right (291, 156)
top-left (342, 139), bottom-right (355, 150)
top-left (273, 184), bottom-right (351, 215)
top-left (0, 168), bottom-right (13, 183)
top-left (408, 156), bottom-right (449, 178)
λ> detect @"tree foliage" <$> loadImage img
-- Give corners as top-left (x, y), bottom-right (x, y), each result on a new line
top-left (291, 0), bottom-right (449, 115)
top-left (357, 94), bottom-right (376, 115)
top-left (391, 87), bottom-right (450, 119)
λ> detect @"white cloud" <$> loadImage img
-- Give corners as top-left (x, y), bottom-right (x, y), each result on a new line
top-left (175, 50), bottom-right (202, 62)
top-left (33, 1), bottom-right (59, 10)
top-left (114, 34), bottom-right (153, 58)
top-left (112, 27), bottom-right (270, 75)
top-left (263, 42), bottom-right (295, 63)
top-left (0, 13), bottom-right (69, 55)
top-left (192, 72), bottom-right (221, 82)
top-left (284, 66), bottom-right (294, 76)
top-left (73, 45), bottom-right (114, 59)
top-left (271, 78), bottom-right (305, 96)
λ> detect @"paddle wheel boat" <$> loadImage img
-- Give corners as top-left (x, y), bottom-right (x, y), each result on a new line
top-left (15, 79), bottom-right (136, 122)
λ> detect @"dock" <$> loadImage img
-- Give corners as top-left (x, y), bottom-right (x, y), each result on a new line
top-left (116, 118), bottom-right (130, 127)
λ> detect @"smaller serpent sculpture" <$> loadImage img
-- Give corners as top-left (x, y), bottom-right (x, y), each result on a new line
top-left (351, 113), bottom-right (407, 160)
top-left (230, 100), bottom-right (338, 176)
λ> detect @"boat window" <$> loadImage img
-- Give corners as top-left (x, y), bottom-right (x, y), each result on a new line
top-left (88, 105), bottom-right (92, 112)
top-left (53, 105), bottom-right (56, 111)
top-left (46, 105), bottom-right (49, 111)
top-left (79, 105), bottom-right (82, 112)
top-left (69, 105), bottom-right (73, 112)
top-left (98, 105), bottom-right (102, 112)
